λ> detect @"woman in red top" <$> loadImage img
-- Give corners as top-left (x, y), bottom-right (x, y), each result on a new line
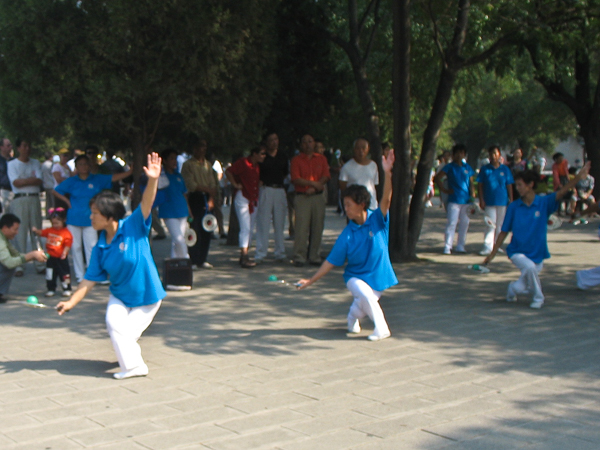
top-left (32, 208), bottom-right (73, 297)
top-left (226, 147), bottom-right (266, 268)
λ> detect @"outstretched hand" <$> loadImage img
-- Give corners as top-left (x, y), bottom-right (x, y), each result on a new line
top-left (382, 148), bottom-right (395, 172)
top-left (143, 152), bottom-right (162, 180)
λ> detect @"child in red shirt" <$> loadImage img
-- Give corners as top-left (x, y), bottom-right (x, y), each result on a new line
top-left (32, 208), bottom-right (73, 297)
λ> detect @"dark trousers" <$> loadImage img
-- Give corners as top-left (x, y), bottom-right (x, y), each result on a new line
top-left (187, 192), bottom-right (212, 265)
top-left (46, 256), bottom-right (72, 292)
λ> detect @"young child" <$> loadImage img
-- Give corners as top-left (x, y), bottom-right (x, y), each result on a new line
top-left (32, 207), bottom-right (73, 297)
top-left (484, 162), bottom-right (591, 308)
top-left (297, 150), bottom-right (397, 341)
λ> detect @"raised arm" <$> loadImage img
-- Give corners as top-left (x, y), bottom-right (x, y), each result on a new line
top-left (379, 149), bottom-right (395, 217)
top-left (555, 161), bottom-right (591, 200)
top-left (141, 153), bottom-right (162, 220)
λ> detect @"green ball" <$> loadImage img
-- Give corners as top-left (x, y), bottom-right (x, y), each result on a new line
top-left (45, 253), bottom-right (50, 259)
top-left (26, 295), bottom-right (39, 304)
top-left (268, 275), bottom-right (278, 282)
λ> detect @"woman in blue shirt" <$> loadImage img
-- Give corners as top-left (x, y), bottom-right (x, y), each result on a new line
top-left (484, 162), bottom-right (591, 309)
top-left (56, 153), bottom-right (166, 380)
top-left (155, 148), bottom-right (191, 259)
top-left (297, 150), bottom-right (397, 341)
top-left (53, 155), bottom-right (132, 283)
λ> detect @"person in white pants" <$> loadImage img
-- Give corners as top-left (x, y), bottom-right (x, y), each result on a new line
top-left (297, 149), bottom-right (397, 341)
top-left (57, 153), bottom-right (165, 380)
top-left (226, 147), bottom-right (266, 268)
top-left (434, 144), bottom-right (476, 254)
top-left (477, 146), bottom-right (514, 255)
top-left (484, 162), bottom-right (591, 309)
top-left (576, 211), bottom-right (600, 290)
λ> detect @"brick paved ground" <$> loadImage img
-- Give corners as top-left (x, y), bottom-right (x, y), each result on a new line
top-left (1, 201), bottom-right (599, 449)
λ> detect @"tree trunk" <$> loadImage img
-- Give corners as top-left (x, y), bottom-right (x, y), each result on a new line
top-left (407, 67), bottom-right (458, 255)
top-left (581, 124), bottom-right (600, 199)
top-left (389, 0), bottom-right (413, 262)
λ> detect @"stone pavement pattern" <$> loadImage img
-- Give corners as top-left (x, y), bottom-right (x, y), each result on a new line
top-left (1, 202), bottom-right (600, 449)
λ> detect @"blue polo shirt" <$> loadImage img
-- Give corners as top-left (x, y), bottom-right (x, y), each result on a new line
top-left (85, 206), bottom-right (166, 307)
top-left (326, 208), bottom-right (398, 292)
top-left (55, 174), bottom-right (113, 227)
top-left (155, 170), bottom-right (189, 219)
top-left (476, 164), bottom-right (514, 206)
top-left (442, 162), bottom-right (474, 204)
top-left (502, 193), bottom-right (558, 263)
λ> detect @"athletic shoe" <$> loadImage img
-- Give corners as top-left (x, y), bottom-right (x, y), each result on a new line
top-left (62, 290), bottom-right (72, 297)
top-left (201, 262), bottom-right (213, 269)
top-left (443, 248), bottom-right (451, 255)
top-left (479, 249), bottom-right (491, 256)
top-left (45, 291), bottom-right (55, 297)
top-left (98, 280), bottom-right (110, 285)
top-left (113, 364), bottom-right (149, 380)
top-left (348, 319), bottom-right (361, 334)
top-left (454, 246), bottom-right (467, 253)
top-left (530, 301), bottom-right (544, 309)
top-left (506, 282), bottom-right (517, 302)
top-left (368, 331), bottom-right (391, 341)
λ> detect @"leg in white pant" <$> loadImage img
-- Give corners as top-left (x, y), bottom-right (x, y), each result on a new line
top-left (346, 277), bottom-right (390, 339)
top-left (445, 202), bottom-right (469, 252)
top-left (164, 217), bottom-right (189, 259)
top-left (482, 206), bottom-right (506, 252)
top-left (82, 226), bottom-right (98, 271)
top-left (509, 253), bottom-right (544, 304)
top-left (235, 191), bottom-right (253, 249)
top-left (576, 266), bottom-right (600, 290)
top-left (456, 204), bottom-right (470, 250)
top-left (68, 225), bottom-right (85, 282)
top-left (106, 295), bottom-right (162, 372)
top-left (255, 187), bottom-right (274, 260)
top-left (272, 188), bottom-right (287, 259)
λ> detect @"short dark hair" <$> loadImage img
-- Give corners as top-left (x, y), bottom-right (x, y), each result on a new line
top-left (0, 213), bottom-right (20, 229)
top-left (342, 185), bottom-right (371, 211)
top-left (15, 138), bottom-right (28, 149)
top-left (74, 154), bottom-right (90, 165)
top-left (85, 145), bottom-right (100, 155)
top-left (552, 152), bottom-right (564, 161)
top-left (488, 145), bottom-right (500, 154)
top-left (90, 191), bottom-right (126, 221)
top-left (514, 169), bottom-right (539, 189)
top-left (161, 148), bottom-right (178, 161)
top-left (452, 143), bottom-right (467, 155)
top-left (250, 146), bottom-right (263, 155)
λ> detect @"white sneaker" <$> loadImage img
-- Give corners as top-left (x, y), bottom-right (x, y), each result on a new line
top-left (368, 331), bottom-right (391, 341)
top-left (62, 290), bottom-right (72, 297)
top-left (479, 249), bottom-right (491, 256)
top-left (530, 301), bottom-right (544, 309)
top-left (443, 248), bottom-right (451, 255)
top-left (113, 364), bottom-right (149, 380)
top-left (348, 319), bottom-right (361, 334)
top-left (506, 282), bottom-right (517, 302)
top-left (201, 262), bottom-right (213, 269)
top-left (45, 291), bottom-right (55, 297)
top-left (455, 246), bottom-right (466, 253)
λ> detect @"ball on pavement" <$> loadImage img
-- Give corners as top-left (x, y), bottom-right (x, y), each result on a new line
top-left (26, 295), bottom-right (39, 305)
top-left (268, 275), bottom-right (278, 282)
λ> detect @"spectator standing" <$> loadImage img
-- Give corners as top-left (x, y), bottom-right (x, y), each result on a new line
top-left (434, 144), bottom-right (475, 255)
top-left (571, 173), bottom-right (595, 223)
top-left (210, 153), bottom-right (226, 238)
top-left (255, 133), bottom-right (289, 264)
top-left (41, 151), bottom-right (56, 217)
top-left (552, 152), bottom-right (571, 215)
top-left (181, 138), bottom-right (218, 269)
top-left (290, 134), bottom-right (331, 266)
top-left (477, 145), bottom-right (514, 255)
top-left (226, 147), bottom-right (266, 268)
top-left (0, 138), bottom-right (13, 214)
top-left (0, 213), bottom-right (47, 301)
top-left (509, 148), bottom-right (527, 200)
top-left (339, 137), bottom-right (379, 210)
top-left (52, 149), bottom-right (72, 210)
top-left (101, 149), bottom-right (128, 194)
top-left (7, 139), bottom-right (44, 276)
top-left (436, 150), bottom-right (452, 210)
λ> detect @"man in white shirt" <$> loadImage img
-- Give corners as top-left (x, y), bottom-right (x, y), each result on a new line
top-left (339, 138), bottom-right (379, 210)
top-left (7, 139), bottom-right (44, 276)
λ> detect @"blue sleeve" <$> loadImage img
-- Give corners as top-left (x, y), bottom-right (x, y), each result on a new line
top-left (501, 202), bottom-right (515, 233)
top-left (54, 177), bottom-right (72, 196)
top-left (544, 193), bottom-right (559, 216)
top-left (84, 245), bottom-right (108, 282)
top-left (125, 205), bottom-right (152, 238)
top-left (441, 164), bottom-right (450, 175)
top-left (100, 174), bottom-right (113, 190)
top-left (468, 164), bottom-right (475, 177)
top-left (505, 167), bottom-right (514, 184)
top-left (153, 189), bottom-right (167, 208)
top-left (476, 169), bottom-right (485, 184)
top-left (327, 230), bottom-right (349, 266)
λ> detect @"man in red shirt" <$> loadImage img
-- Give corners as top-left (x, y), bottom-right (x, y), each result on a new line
top-left (226, 146), bottom-right (266, 268)
top-left (290, 134), bottom-right (331, 266)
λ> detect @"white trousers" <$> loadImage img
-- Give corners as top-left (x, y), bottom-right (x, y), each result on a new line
top-left (106, 295), bottom-right (161, 372)
top-left (576, 266), bottom-right (600, 290)
top-left (255, 186), bottom-right (287, 260)
top-left (68, 225), bottom-right (98, 282)
top-left (164, 217), bottom-right (189, 259)
top-left (346, 277), bottom-right (389, 335)
top-left (482, 205), bottom-right (506, 252)
top-left (509, 253), bottom-right (544, 303)
top-left (235, 190), bottom-right (257, 249)
top-left (445, 202), bottom-right (470, 251)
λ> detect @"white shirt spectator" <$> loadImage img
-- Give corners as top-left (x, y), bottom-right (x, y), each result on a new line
top-left (7, 159), bottom-right (42, 194)
top-left (339, 159), bottom-right (379, 209)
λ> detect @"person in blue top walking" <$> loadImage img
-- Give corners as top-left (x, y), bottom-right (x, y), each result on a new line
top-left (53, 154), bottom-right (133, 283)
top-left (297, 149), bottom-right (397, 341)
top-left (434, 144), bottom-right (476, 254)
top-left (484, 162), bottom-right (591, 309)
top-left (154, 148), bottom-right (191, 259)
top-left (56, 153), bottom-right (166, 380)
top-left (477, 145), bottom-right (514, 255)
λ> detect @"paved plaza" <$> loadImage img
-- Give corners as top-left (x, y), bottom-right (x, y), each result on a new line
top-left (1, 201), bottom-right (599, 449)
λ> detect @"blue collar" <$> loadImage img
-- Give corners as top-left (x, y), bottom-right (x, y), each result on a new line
top-left (348, 209), bottom-right (373, 230)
